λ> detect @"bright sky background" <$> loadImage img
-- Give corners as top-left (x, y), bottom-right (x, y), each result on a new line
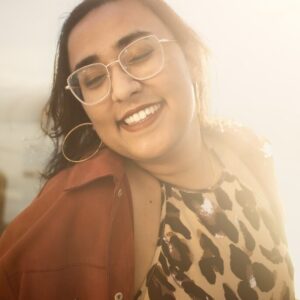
top-left (1, 0), bottom-right (299, 296)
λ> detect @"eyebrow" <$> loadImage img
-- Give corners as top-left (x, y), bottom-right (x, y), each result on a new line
top-left (73, 30), bottom-right (151, 71)
top-left (116, 30), bottom-right (151, 49)
top-left (74, 55), bottom-right (99, 71)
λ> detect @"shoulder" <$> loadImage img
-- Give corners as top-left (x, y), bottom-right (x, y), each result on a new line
top-left (0, 149), bottom-right (130, 298)
top-left (204, 119), bottom-right (271, 156)
top-left (0, 148), bottom-right (125, 257)
top-left (203, 119), bottom-right (274, 182)
top-left (0, 168), bottom-right (69, 256)
top-left (204, 119), bottom-right (287, 241)
top-left (203, 119), bottom-right (275, 189)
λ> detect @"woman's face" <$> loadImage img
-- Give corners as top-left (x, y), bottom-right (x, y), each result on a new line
top-left (67, 0), bottom-right (198, 162)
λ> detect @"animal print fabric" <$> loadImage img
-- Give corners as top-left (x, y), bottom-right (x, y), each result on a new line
top-left (134, 169), bottom-right (294, 299)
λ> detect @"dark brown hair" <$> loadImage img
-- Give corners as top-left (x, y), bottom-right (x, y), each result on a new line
top-left (42, 0), bottom-right (208, 179)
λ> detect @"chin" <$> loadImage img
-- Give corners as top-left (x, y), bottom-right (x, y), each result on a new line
top-left (122, 136), bottom-right (179, 163)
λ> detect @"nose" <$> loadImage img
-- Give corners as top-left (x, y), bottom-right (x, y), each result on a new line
top-left (109, 63), bottom-right (142, 102)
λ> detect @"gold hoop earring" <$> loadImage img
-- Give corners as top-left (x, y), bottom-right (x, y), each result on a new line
top-left (62, 122), bottom-right (102, 163)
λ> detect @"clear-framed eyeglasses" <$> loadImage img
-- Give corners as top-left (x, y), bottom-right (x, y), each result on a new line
top-left (65, 34), bottom-right (176, 106)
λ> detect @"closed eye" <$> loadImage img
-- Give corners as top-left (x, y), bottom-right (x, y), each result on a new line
top-left (82, 74), bottom-right (107, 89)
top-left (127, 48), bottom-right (154, 65)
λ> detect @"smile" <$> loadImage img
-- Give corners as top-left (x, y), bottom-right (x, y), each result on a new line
top-left (123, 103), bottom-right (161, 125)
top-left (119, 101), bottom-right (164, 132)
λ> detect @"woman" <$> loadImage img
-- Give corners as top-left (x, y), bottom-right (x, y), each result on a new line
top-left (0, 0), bottom-right (295, 299)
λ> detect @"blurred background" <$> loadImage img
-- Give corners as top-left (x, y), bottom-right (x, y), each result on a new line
top-left (0, 0), bottom-right (299, 296)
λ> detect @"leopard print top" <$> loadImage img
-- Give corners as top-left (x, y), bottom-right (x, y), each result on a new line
top-left (134, 168), bottom-right (294, 299)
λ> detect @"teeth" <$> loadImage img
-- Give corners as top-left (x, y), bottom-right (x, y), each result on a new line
top-left (123, 103), bottom-right (161, 125)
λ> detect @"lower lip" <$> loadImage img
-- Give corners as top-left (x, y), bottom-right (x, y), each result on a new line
top-left (119, 102), bottom-right (164, 132)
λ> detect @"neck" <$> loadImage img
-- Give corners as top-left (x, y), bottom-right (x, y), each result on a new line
top-left (135, 120), bottom-right (221, 190)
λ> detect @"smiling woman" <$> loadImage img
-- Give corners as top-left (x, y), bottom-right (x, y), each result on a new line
top-left (0, 0), bottom-right (295, 299)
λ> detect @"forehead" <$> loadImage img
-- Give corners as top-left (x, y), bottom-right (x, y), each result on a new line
top-left (68, 0), bottom-right (173, 70)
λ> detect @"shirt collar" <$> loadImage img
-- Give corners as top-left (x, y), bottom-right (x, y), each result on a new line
top-left (65, 147), bottom-right (125, 191)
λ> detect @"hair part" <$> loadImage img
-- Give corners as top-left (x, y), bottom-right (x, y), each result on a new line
top-left (41, 0), bottom-right (209, 179)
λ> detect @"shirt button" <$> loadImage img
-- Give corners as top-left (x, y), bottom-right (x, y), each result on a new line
top-left (117, 188), bottom-right (123, 198)
top-left (114, 292), bottom-right (123, 300)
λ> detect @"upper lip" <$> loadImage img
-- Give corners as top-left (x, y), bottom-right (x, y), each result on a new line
top-left (118, 101), bottom-right (163, 122)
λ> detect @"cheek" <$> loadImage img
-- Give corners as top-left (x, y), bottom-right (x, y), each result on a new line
top-left (82, 105), bottom-right (129, 156)
top-left (162, 61), bottom-right (195, 113)
top-left (82, 105), bottom-right (116, 136)
top-left (164, 50), bottom-right (194, 97)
